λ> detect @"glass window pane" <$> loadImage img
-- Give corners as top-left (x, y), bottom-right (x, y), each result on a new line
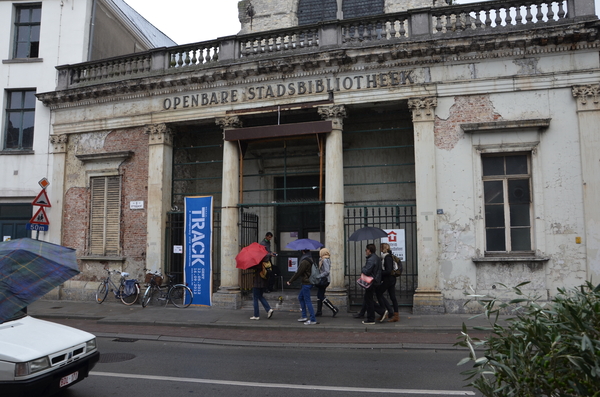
top-left (31, 7), bottom-right (41, 23)
top-left (17, 25), bottom-right (30, 41)
top-left (18, 8), bottom-right (30, 23)
top-left (485, 204), bottom-right (505, 227)
top-left (22, 125), bottom-right (34, 148)
top-left (482, 156), bottom-right (504, 176)
top-left (24, 91), bottom-right (36, 108)
top-left (486, 229), bottom-right (506, 251)
top-left (31, 25), bottom-right (40, 41)
top-left (506, 155), bottom-right (528, 175)
top-left (508, 179), bottom-right (530, 204)
top-left (5, 114), bottom-right (21, 148)
top-left (9, 92), bottom-right (22, 108)
top-left (510, 204), bottom-right (530, 227)
top-left (15, 43), bottom-right (28, 58)
top-left (484, 180), bottom-right (504, 203)
top-left (511, 228), bottom-right (531, 251)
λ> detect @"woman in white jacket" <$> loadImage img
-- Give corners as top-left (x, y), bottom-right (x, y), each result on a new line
top-left (315, 247), bottom-right (339, 317)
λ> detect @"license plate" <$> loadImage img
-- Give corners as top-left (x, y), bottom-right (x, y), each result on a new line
top-left (59, 371), bottom-right (79, 388)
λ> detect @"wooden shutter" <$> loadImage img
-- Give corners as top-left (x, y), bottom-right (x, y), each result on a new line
top-left (90, 176), bottom-right (121, 256)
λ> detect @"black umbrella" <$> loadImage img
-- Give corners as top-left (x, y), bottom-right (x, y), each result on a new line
top-left (348, 226), bottom-right (389, 241)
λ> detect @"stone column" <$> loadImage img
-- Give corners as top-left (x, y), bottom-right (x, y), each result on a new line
top-left (572, 85), bottom-right (600, 284)
top-left (145, 124), bottom-right (174, 274)
top-left (49, 134), bottom-right (68, 246)
top-left (213, 116), bottom-right (243, 309)
top-left (408, 97), bottom-right (444, 314)
top-left (318, 105), bottom-right (348, 310)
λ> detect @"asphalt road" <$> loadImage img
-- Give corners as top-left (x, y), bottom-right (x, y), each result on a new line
top-left (57, 337), bottom-right (481, 397)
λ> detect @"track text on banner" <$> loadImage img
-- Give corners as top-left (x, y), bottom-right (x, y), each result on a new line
top-left (184, 196), bottom-right (213, 306)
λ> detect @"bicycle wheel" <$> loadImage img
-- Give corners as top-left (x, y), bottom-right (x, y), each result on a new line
top-left (95, 282), bottom-right (108, 304)
top-left (141, 285), bottom-right (157, 308)
top-left (168, 285), bottom-right (193, 308)
top-left (120, 283), bottom-right (139, 305)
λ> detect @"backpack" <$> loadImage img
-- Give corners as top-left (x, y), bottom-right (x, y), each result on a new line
top-left (391, 254), bottom-right (403, 277)
top-left (308, 262), bottom-right (321, 285)
top-left (259, 261), bottom-right (272, 279)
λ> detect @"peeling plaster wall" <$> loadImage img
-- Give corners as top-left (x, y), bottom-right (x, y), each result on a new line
top-left (434, 87), bottom-right (587, 311)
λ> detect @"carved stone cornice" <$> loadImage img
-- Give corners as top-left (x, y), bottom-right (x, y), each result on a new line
top-left (49, 134), bottom-right (68, 153)
top-left (216, 116), bottom-right (243, 130)
top-left (145, 123), bottom-right (173, 146)
top-left (572, 84), bottom-right (600, 107)
top-left (318, 105), bottom-right (347, 130)
top-left (408, 97), bottom-right (438, 122)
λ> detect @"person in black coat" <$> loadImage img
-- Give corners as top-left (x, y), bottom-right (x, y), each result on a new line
top-left (361, 243), bottom-right (391, 324)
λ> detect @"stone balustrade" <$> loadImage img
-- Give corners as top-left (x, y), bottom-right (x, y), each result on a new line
top-left (55, 0), bottom-right (595, 90)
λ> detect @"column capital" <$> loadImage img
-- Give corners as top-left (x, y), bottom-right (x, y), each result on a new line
top-left (49, 134), bottom-right (68, 153)
top-left (408, 97), bottom-right (438, 122)
top-left (318, 105), bottom-right (347, 130)
top-left (572, 84), bottom-right (600, 107)
top-left (216, 116), bottom-right (243, 130)
top-left (145, 123), bottom-right (173, 146)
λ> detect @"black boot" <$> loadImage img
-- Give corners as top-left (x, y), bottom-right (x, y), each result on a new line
top-left (316, 300), bottom-right (323, 317)
top-left (323, 298), bottom-right (339, 317)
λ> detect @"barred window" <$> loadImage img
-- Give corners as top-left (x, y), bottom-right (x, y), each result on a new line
top-left (13, 4), bottom-right (41, 59)
top-left (90, 176), bottom-right (121, 256)
top-left (4, 90), bottom-right (36, 150)
top-left (483, 154), bottom-right (532, 253)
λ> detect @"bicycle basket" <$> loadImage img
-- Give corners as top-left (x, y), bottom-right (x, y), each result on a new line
top-left (144, 273), bottom-right (163, 286)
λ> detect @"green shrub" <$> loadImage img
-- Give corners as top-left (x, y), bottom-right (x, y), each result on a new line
top-left (456, 281), bottom-right (600, 397)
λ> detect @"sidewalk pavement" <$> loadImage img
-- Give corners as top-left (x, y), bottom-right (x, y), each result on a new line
top-left (27, 298), bottom-right (498, 350)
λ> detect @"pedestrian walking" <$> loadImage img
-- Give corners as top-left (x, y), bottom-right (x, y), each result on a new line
top-left (249, 262), bottom-right (274, 321)
top-left (380, 243), bottom-right (399, 322)
top-left (361, 243), bottom-right (392, 325)
top-left (315, 247), bottom-right (339, 317)
top-left (286, 249), bottom-right (318, 325)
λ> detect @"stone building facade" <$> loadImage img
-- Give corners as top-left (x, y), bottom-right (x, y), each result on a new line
top-left (38, 0), bottom-right (600, 313)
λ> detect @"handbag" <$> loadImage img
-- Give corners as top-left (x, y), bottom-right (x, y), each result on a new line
top-left (317, 276), bottom-right (329, 287)
top-left (356, 273), bottom-right (373, 289)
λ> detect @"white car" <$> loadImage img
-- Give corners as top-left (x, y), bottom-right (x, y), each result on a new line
top-left (0, 309), bottom-right (99, 396)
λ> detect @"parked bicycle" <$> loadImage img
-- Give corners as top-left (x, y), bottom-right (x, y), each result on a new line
top-left (95, 269), bottom-right (140, 305)
top-left (141, 270), bottom-right (193, 308)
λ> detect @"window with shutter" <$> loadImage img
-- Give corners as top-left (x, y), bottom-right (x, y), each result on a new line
top-left (90, 176), bottom-right (121, 256)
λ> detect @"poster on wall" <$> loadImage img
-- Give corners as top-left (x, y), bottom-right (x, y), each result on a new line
top-left (184, 196), bottom-right (213, 306)
top-left (382, 229), bottom-right (406, 261)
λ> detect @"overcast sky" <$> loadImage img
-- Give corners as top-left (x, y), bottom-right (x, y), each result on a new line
top-left (124, 0), bottom-right (600, 45)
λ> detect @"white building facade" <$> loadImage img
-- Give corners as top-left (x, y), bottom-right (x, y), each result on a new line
top-left (38, 0), bottom-right (600, 313)
top-left (0, 0), bottom-right (175, 245)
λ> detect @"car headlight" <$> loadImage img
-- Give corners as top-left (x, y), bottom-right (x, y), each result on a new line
top-left (86, 338), bottom-right (97, 352)
top-left (15, 357), bottom-right (50, 377)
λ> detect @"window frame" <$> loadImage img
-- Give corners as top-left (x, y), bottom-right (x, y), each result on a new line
top-left (482, 152), bottom-right (533, 255)
top-left (89, 176), bottom-right (122, 257)
top-left (13, 4), bottom-right (42, 59)
top-left (3, 89), bottom-right (36, 151)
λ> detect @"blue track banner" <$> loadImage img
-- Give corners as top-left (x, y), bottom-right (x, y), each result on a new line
top-left (184, 196), bottom-right (213, 306)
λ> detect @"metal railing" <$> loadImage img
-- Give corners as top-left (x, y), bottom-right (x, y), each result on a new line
top-left (54, 0), bottom-right (594, 90)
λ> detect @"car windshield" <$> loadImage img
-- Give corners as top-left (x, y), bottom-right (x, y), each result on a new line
top-left (0, 308), bottom-right (27, 324)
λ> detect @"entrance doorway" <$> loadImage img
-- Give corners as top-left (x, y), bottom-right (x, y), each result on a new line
top-left (0, 204), bottom-right (31, 240)
top-left (275, 175), bottom-right (324, 281)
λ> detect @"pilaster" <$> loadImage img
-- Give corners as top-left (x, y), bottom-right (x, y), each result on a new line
top-left (318, 105), bottom-right (348, 310)
top-left (145, 124), bottom-right (174, 274)
top-left (49, 134), bottom-right (68, 245)
top-left (213, 116), bottom-right (243, 309)
top-left (408, 97), bottom-right (444, 314)
top-left (572, 84), bottom-right (600, 284)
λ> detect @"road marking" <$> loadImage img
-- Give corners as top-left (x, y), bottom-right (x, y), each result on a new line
top-left (91, 371), bottom-right (475, 395)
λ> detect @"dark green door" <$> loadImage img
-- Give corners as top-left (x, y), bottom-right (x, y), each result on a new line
top-left (0, 204), bottom-right (32, 240)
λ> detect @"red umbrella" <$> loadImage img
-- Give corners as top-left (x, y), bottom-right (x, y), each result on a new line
top-left (235, 242), bottom-right (268, 270)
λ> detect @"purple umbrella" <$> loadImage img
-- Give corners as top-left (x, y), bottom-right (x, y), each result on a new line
top-left (285, 238), bottom-right (324, 251)
top-left (0, 238), bottom-right (79, 323)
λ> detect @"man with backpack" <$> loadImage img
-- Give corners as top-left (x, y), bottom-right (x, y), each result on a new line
top-left (286, 249), bottom-right (318, 325)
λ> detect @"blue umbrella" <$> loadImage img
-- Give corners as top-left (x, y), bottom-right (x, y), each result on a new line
top-left (285, 238), bottom-right (324, 251)
top-left (0, 238), bottom-right (79, 322)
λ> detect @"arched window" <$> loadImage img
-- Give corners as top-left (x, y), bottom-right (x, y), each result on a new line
top-left (342, 0), bottom-right (385, 19)
top-left (297, 0), bottom-right (338, 25)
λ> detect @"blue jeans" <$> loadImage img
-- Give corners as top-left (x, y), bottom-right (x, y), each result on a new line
top-left (298, 284), bottom-right (316, 322)
top-left (252, 287), bottom-right (271, 317)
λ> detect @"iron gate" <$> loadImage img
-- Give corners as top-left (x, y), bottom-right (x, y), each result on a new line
top-left (345, 206), bottom-right (418, 307)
